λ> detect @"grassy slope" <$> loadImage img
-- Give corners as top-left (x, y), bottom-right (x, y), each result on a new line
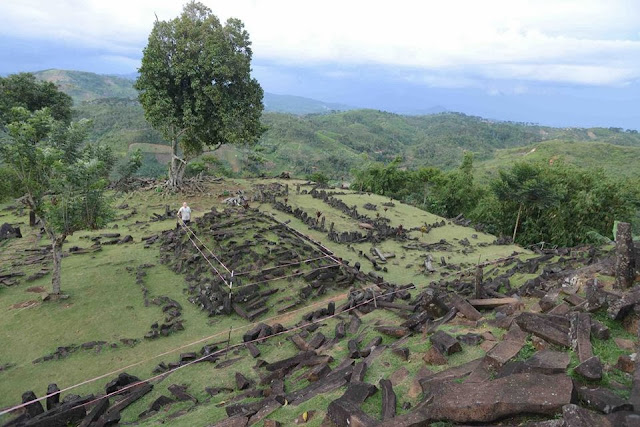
top-left (0, 179), bottom-right (528, 425)
top-left (73, 99), bottom-right (167, 156)
top-left (33, 69), bottom-right (138, 102)
top-left (475, 139), bottom-right (640, 182)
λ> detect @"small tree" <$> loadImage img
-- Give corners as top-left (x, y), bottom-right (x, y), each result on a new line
top-left (0, 107), bottom-right (114, 297)
top-left (308, 171), bottom-right (329, 186)
top-left (428, 152), bottom-right (480, 218)
top-left (114, 148), bottom-right (143, 189)
top-left (491, 162), bottom-right (557, 243)
top-left (135, 1), bottom-right (264, 189)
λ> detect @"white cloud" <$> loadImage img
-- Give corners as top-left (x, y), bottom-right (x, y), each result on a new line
top-left (1, 0), bottom-right (640, 86)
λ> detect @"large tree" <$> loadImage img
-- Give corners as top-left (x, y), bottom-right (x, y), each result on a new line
top-left (0, 107), bottom-right (114, 297)
top-left (135, 1), bottom-right (264, 189)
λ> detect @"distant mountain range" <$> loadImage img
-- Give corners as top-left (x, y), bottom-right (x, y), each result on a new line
top-left (33, 69), bottom-right (356, 115)
top-left (263, 92), bottom-right (352, 114)
top-left (29, 69), bottom-right (640, 182)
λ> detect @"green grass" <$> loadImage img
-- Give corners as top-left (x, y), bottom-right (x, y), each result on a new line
top-left (514, 336), bottom-right (536, 361)
top-left (0, 179), bottom-right (541, 425)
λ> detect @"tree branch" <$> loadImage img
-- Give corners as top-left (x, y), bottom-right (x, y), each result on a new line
top-left (175, 127), bottom-right (188, 139)
top-left (172, 155), bottom-right (187, 165)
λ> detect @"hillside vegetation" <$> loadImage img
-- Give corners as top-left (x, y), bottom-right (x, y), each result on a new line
top-left (0, 65), bottom-right (637, 427)
top-left (258, 111), bottom-right (640, 177)
top-left (32, 69), bottom-right (640, 182)
top-left (1, 179), bottom-right (638, 426)
top-left (34, 69), bottom-right (138, 101)
top-left (475, 139), bottom-right (640, 181)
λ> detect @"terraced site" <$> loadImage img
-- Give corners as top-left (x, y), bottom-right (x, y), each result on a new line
top-left (1, 178), bottom-right (639, 426)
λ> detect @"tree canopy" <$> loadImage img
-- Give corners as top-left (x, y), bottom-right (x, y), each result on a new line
top-left (0, 107), bottom-right (114, 296)
top-left (135, 1), bottom-right (264, 188)
top-left (352, 156), bottom-right (637, 247)
top-left (0, 73), bottom-right (73, 125)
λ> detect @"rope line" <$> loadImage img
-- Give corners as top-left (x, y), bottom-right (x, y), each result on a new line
top-left (178, 218), bottom-right (231, 274)
top-left (266, 214), bottom-right (343, 266)
top-left (227, 263), bottom-right (341, 291)
top-left (178, 218), bottom-right (345, 292)
top-left (57, 286), bottom-right (415, 418)
top-left (178, 220), bottom-right (230, 287)
top-left (0, 287), bottom-right (354, 416)
top-left (233, 255), bottom-right (332, 276)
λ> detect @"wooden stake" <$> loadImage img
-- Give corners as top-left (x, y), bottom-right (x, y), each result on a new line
top-left (225, 326), bottom-right (232, 360)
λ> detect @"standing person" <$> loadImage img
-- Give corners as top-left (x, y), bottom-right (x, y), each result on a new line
top-left (177, 202), bottom-right (192, 228)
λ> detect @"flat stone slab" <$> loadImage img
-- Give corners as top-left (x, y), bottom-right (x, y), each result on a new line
top-left (327, 397), bottom-right (380, 427)
top-left (485, 338), bottom-right (524, 368)
top-left (570, 313), bottom-right (593, 363)
top-left (525, 350), bottom-right (570, 374)
top-left (419, 358), bottom-right (483, 392)
top-left (375, 325), bottom-right (410, 338)
top-left (450, 295), bottom-right (482, 321)
top-left (562, 404), bottom-right (613, 427)
top-left (515, 312), bottom-right (570, 347)
top-left (608, 289), bottom-right (640, 320)
top-left (576, 385), bottom-right (633, 414)
top-left (426, 373), bottom-right (573, 423)
top-left (379, 378), bottom-right (397, 420)
top-left (485, 323), bottom-right (527, 368)
top-left (575, 356), bottom-right (603, 381)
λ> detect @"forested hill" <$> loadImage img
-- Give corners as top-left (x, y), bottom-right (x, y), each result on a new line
top-left (31, 69), bottom-right (640, 179)
top-left (258, 111), bottom-right (640, 177)
top-left (33, 69), bottom-right (138, 101)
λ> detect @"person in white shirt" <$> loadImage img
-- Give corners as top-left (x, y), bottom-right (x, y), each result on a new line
top-left (177, 202), bottom-right (192, 227)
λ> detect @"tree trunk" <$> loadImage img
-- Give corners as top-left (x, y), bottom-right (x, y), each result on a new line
top-left (50, 234), bottom-right (67, 295)
top-left (423, 182), bottom-right (427, 206)
top-left (512, 203), bottom-right (523, 243)
top-left (168, 137), bottom-right (187, 190)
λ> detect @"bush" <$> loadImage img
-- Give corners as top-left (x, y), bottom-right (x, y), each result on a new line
top-left (184, 155), bottom-right (233, 178)
top-left (307, 171), bottom-right (329, 185)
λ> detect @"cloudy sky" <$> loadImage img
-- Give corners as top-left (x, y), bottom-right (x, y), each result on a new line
top-left (1, 0), bottom-right (639, 127)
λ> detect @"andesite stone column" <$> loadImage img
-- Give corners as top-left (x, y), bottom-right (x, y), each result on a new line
top-left (475, 265), bottom-right (484, 299)
top-left (615, 222), bottom-right (635, 289)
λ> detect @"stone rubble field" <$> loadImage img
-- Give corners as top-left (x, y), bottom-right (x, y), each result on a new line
top-left (0, 178), bottom-right (639, 426)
